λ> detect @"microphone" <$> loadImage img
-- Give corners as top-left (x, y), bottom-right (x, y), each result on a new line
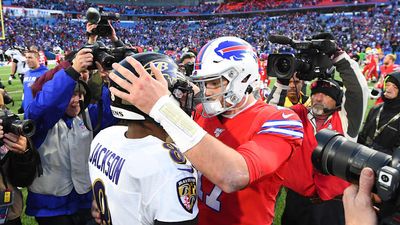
top-left (268, 35), bottom-right (293, 45)
top-left (323, 105), bottom-right (341, 114)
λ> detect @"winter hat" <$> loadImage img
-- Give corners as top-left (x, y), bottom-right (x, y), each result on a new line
top-left (310, 79), bottom-right (343, 107)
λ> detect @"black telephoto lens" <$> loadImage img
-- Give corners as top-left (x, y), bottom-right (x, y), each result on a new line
top-left (312, 129), bottom-right (391, 184)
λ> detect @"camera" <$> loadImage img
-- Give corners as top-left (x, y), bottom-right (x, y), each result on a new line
top-left (312, 129), bottom-right (400, 224)
top-left (267, 35), bottom-right (337, 81)
top-left (82, 41), bottom-right (136, 70)
top-left (0, 109), bottom-right (35, 144)
top-left (86, 7), bottom-right (120, 37)
top-left (179, 62), bottom-right (194, 77)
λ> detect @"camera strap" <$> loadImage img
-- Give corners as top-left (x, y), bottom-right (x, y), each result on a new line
top-left (373, 106), bottom-right (400, 140)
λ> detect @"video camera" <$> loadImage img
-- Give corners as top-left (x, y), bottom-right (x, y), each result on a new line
top-left (312, 129), bottom-right (400, 225)
top-left (0, 109), bottom-right (35, 145)
top-left (86, 7), bottom-right (120, 37)
top-left (267, 35), bottom-right (337, 81)
top-left (82, 41), bottom-right (136, 70)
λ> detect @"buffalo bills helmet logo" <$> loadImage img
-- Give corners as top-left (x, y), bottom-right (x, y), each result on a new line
top-left (214, 40), bottom-right (255, 61)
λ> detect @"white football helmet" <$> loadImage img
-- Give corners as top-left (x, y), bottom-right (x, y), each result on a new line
top-left (190, 36), bottom-right (260, 117)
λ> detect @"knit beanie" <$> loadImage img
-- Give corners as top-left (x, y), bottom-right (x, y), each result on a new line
top-left (385, 72), bottom-right (400, 92)
top-left (310, 79), bottom-right (343, 106)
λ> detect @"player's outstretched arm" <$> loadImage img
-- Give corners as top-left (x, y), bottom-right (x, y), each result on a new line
top-left (109, 57), bottom-right (249, 193)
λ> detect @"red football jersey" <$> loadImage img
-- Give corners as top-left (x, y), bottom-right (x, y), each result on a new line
top-left (194, 100), bottom-right (303, 225)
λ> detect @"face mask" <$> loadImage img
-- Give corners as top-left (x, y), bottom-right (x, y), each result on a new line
top-left (202, 100), bottom-right (224, 117)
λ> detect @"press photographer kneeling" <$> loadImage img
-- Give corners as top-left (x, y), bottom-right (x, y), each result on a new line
top-left (0, 108), bottom-right (38, 225)
top-left (313, 129), bottom-right (400, 225)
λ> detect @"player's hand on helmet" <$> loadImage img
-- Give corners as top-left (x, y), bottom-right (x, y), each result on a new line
top-left (86, 23), bottom-right (98, 44)
top-left (72, 48), bottom-right (93, 73)
top-left (109, 56), bottom-right (170, 114)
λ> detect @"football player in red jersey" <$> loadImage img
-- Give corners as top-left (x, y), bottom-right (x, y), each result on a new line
top-left (109, 36), bottom-right (303, 225)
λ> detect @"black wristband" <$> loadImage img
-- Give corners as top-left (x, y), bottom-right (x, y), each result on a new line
top-left (65, 67), bottom-right (81, 81)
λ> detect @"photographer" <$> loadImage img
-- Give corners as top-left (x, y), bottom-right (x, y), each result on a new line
top-left (178, 51), bottom-right (196, 77)
top-left (0, 118), bottom-right (29, 225)
top-left (24, 48), bottom-right (115, 225)
top-left (267, 35), bottom-right (369, 225)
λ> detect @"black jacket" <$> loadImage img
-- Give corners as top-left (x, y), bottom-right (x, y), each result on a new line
top-left (358, 100), bottom-right (400, 155)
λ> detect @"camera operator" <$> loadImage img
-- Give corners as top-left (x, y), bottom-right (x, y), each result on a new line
top-left (0, 119), bottom-right (29, 225)
top-left (358, 72), bottom-right (400, 155)
top-left (24, 48), bottom-right (115, 225)
top-left (86, 21), bottom-right (123, 47)
top-left (267, 35), bottom-right (369, 225)
top-left (342, 167), bottom-right (378, 225)
top-left (178, 51), bottom-right (196, 77)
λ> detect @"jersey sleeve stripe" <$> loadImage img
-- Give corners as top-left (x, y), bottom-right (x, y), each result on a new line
top-left (258, 127), bottom-right (304, 138)
top-left (262, 120), bottom-right (303, 128)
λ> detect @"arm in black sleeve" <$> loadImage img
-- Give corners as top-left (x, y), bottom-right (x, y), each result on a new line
top-left (112, 39), bottom-right (125, 48)
top-left (335, 52), bottom-right (369, 140)
top-left (357, 107), bottom-right (375, 145)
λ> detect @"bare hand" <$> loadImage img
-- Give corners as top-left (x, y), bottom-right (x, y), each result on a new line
top-left (72, 48), bottom-right (93, 73)
top-left (108, 21), bottom-right (118, 42)
top-left (108, 56), bottom-right (170, 114)
top-left (91, 200), bottom-right (105, 225)
top-left (3, 132), bottom-right (28, 154)
top-left (343, 167), bottom-right (378, 225)
top-left (86, 23), bottom-right (98, 44)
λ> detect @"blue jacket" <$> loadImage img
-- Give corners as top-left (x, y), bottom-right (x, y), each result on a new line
top-left (22, 65), bottom-right (48, 111)
top-left (25, 67), bottom-right (117, 217)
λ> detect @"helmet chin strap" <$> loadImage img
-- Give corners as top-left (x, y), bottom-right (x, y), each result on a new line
top-left (222, 93), bottom-right (253, 118)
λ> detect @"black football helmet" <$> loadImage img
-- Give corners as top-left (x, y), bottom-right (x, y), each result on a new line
top-left (110, 52), bottom-right (195, 120)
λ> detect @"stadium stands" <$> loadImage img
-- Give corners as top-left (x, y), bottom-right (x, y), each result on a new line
top-left (0, 0), bottom-right (398, 63)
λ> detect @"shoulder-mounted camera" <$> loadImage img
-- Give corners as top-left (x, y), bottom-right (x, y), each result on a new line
top-left (267, 35), bottom-right (337, 81)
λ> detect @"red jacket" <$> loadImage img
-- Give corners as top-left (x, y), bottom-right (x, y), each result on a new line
top-left (283, 104), bottom-right (350, 200)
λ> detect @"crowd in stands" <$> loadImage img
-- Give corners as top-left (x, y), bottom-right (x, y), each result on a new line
top-left (8, 0), bottom-right (218, 15)
top-left (9, 0), bottom-right (92, 12)
top-left (7, 0), bottom-right (389, 15)
top-left (1, 4), bottom-right (399, 61)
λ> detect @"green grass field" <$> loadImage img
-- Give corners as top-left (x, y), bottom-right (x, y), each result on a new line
top-left (0, 64), bottom-right (376, 225)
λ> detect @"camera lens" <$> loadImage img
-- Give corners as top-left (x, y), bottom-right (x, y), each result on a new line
top-left (86, 7), bottom-right (101, 24)
top-left (10, 119), bottom-right (36, 137)
top-left (276, 57), bottom-right (291, 75)
top-left (312, 129), bottom-right (391, 184)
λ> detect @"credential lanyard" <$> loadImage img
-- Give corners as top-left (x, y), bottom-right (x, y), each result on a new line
top-left (374, 106), bottom-right (400, 140)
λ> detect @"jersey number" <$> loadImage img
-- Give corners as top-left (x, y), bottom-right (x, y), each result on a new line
top-left (198, 173), bottom-right (222, 211)
top-left (93, 179), bottom-right (113, 225)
